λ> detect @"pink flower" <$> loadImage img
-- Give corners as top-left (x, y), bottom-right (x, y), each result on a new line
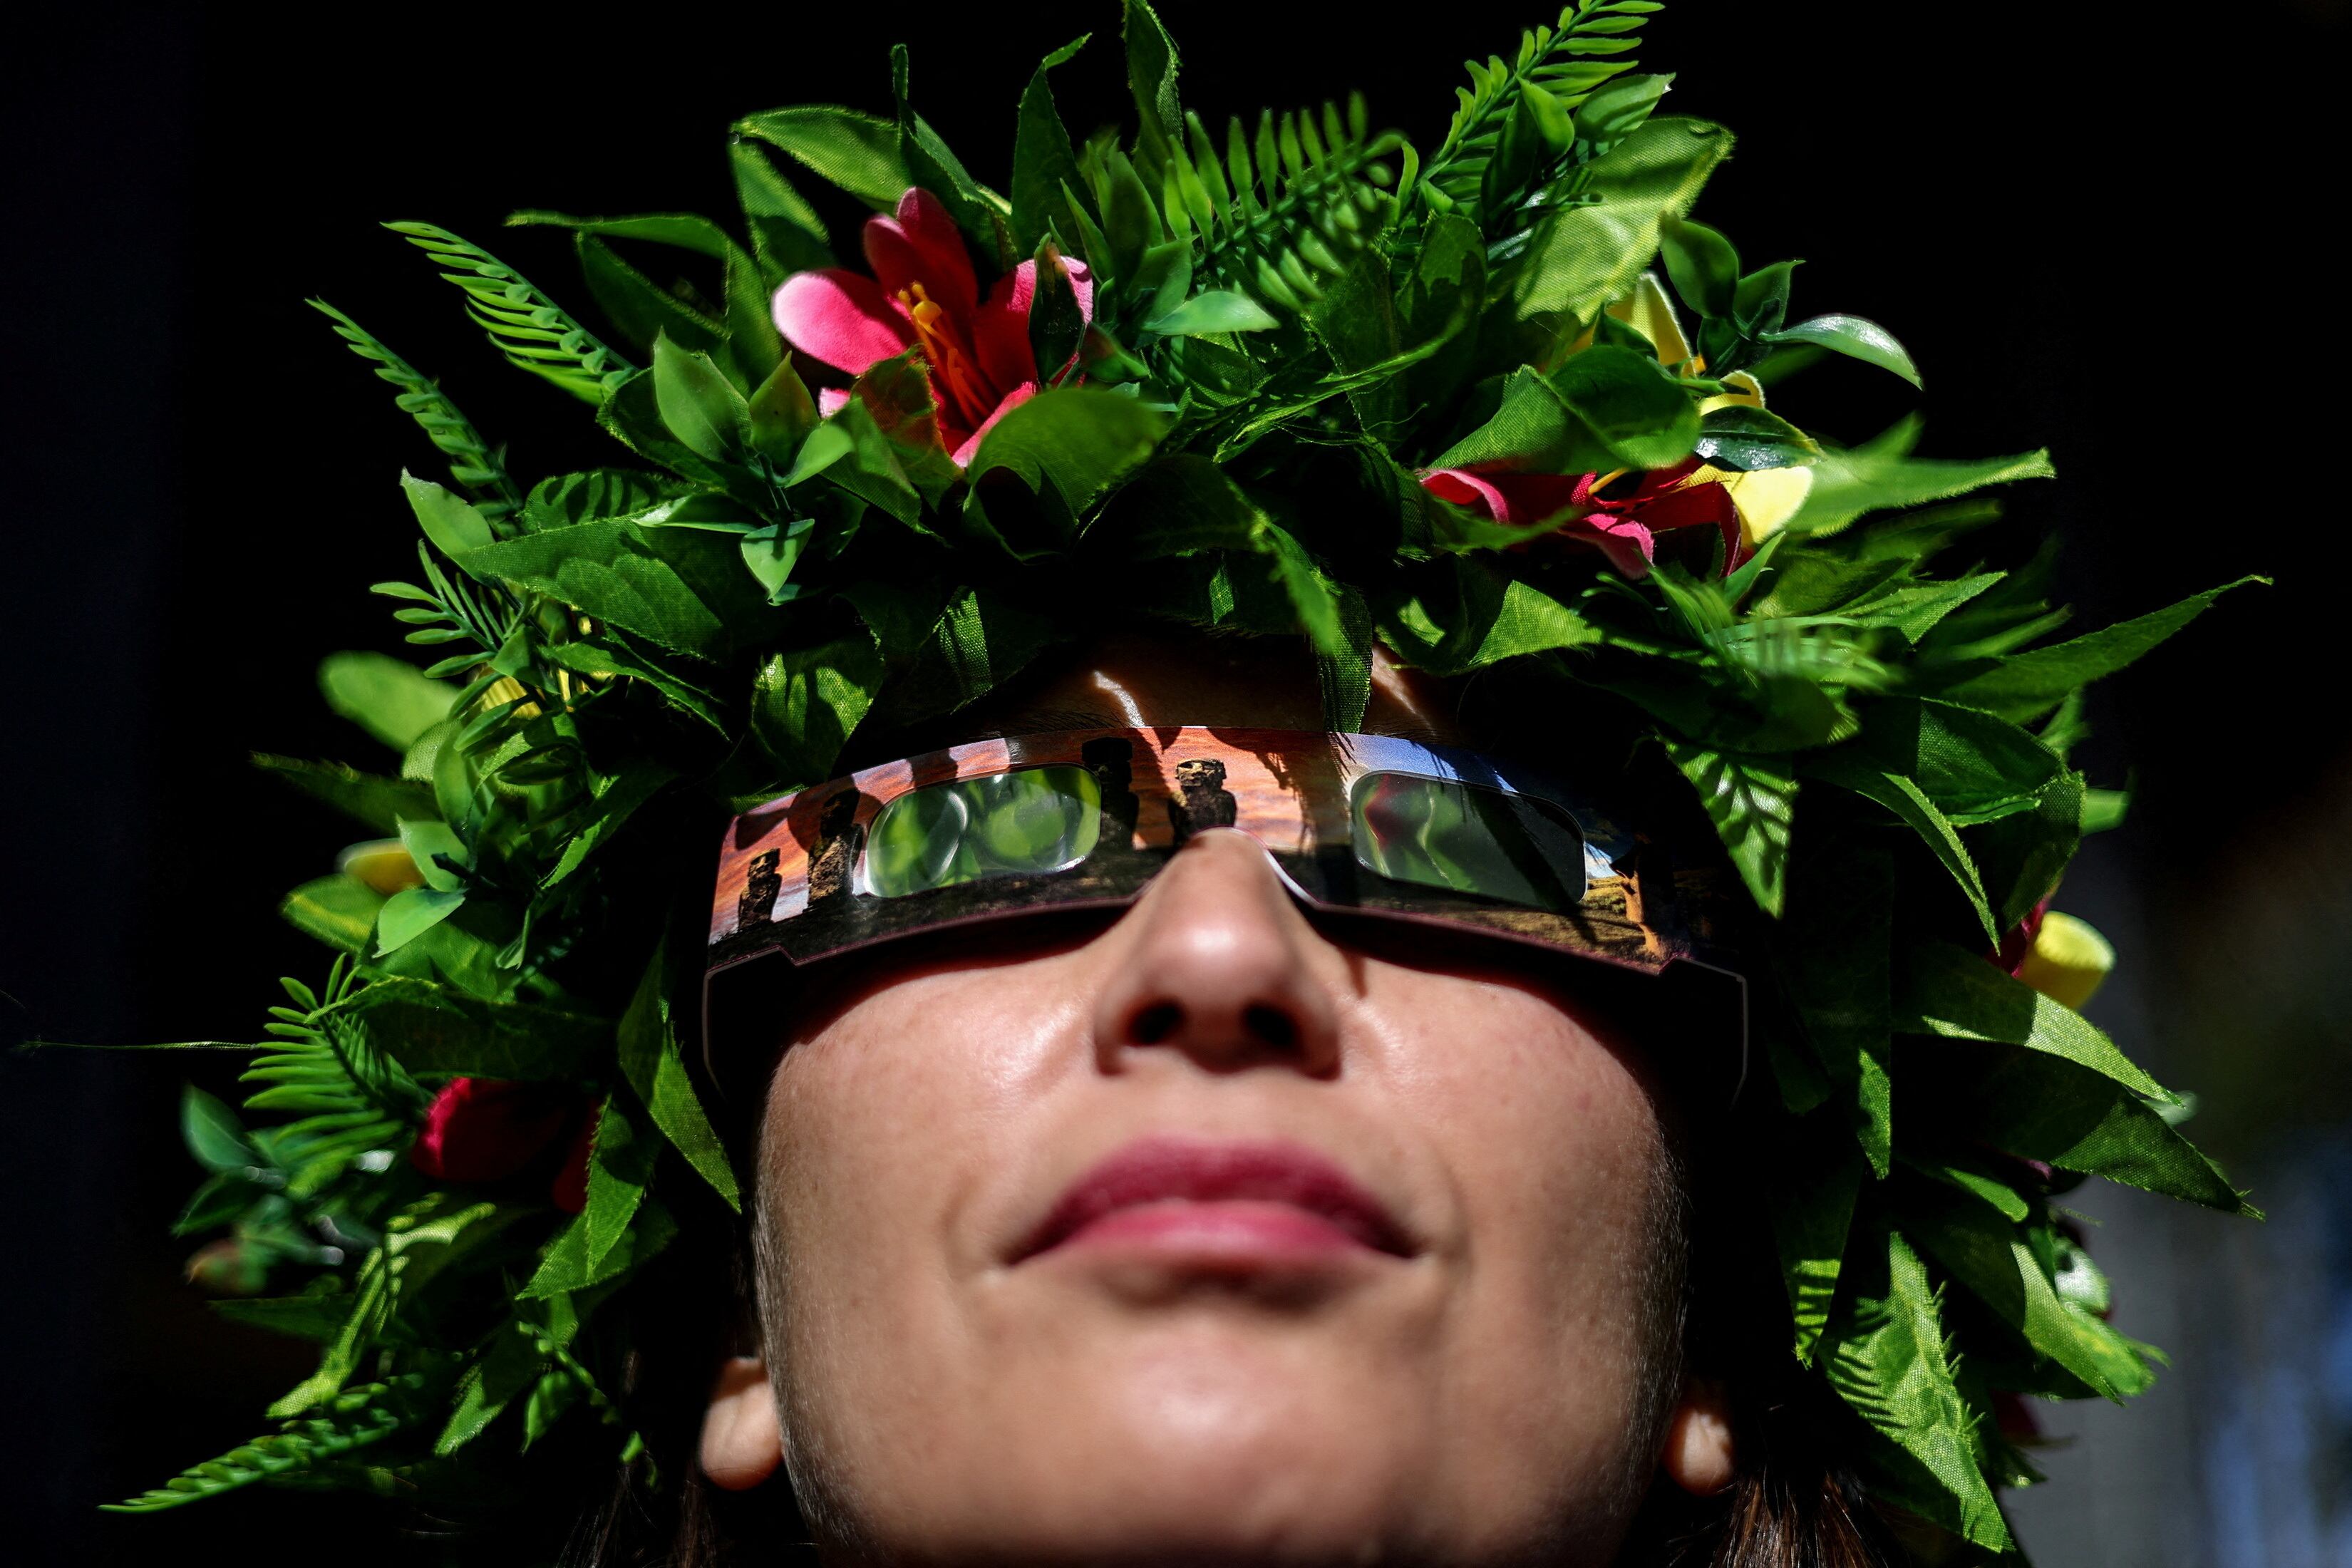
top-left (771, 188), bottom-right (1092, 466)
top-left (1420, 459), bottom-right (1744, 579)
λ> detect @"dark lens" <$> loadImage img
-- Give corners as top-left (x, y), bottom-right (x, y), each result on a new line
top-left (864, 766), bottom-right (1102, 898)
top-left (1349, 772), bottom-right (1586, 911)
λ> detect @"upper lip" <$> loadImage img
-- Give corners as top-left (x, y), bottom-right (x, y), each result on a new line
top-left (1013, 1136), bottom-right (1417, 1262)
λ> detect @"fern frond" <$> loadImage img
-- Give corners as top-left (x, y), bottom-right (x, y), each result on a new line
top-left (1157, 97), bottom-right (1398, 315)
top-left (309, 301), bottom-right (523, 526)
top-left (1415, 1), bottom-right (1658, 226)
top-left (388, 222), bottom-right (634, 403)
top-left (245, 962), bottom-right (423, 1197)
top-left (101, 1376), bottom-right (428, 1513)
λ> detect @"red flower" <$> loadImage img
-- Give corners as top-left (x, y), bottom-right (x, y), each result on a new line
top-left (550, 1109), bottom-right (597, 1216)
top-left (1419, 459), bottom-right (1744, 579)
top-left (410, 1078), bottom-right (570, 1185)
top-left (1992, 898), bottom-right (2052, 976)
top-left (770, 187), bottom-right (1093, 466)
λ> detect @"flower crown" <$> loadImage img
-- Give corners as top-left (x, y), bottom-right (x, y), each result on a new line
top-left (103, 4), bottom-right (2257, 1557)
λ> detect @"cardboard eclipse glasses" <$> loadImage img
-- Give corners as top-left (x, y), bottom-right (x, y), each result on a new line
top-left (708, 726), bottom-right (1738, 983)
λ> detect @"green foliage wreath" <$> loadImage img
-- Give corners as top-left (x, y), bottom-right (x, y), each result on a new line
top-left (105, 4), bottom-right (2254, 1557)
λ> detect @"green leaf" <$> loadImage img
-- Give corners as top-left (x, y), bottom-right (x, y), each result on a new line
top-left (1398, 212), bottom-right (1487, 411)
top-left (318, 653), bottom-right (455, 753)
top-left (316, 976), bottom-right (609, 1081)
top-left (373, 887), bottom-right (466, 955)
top-left (1659, 739), bottom-right (1795, 916)
top-left (748, 359), bottom-right (821, 465)
top-left (1011, 35), bottom-right (1092, 254)
top-left (1821, 1222), bottom-right (2013, 1552)
top-left (252, 755), bottom-right (436, 835)
top-left (542, 760), bottom-right (676, 889)
top-left (1800, 754), bottom-right (1996, 944)
top-left (434, 1319), bottom-right (548, 1455)
top-left (1766, 1113), bottom-right (1863, 1365)
top-left (1108, 455), bottom-right (1346, 653)
top-left (583, 1090), bottom-right (658, 1270)
top-left (1966, 768), bottom-right (2083, 934)
top-left (877, 585), bottom-right (1060, 728)
top-left (572, 234), bottom-right (727, 366)
top-left (1897, 942), bottom-right (2170, 1100)
top-left (521, 1197), bottom-right (679, 1301)
top-left (1776, 834), bottom-right (1896, 1172)
top-left (1572, 68), bottom-right (1671, 143)
top-left (732, 105), bottom-right (911, 210)
top-left (1147, 289), bottom-right (1281, 336)
top-left (651, 334), bottom-right (747, 463)
top-left (1951, 1051), bottom-right (2254, 1214)
top-left (280, 875), bottom-right (384, 954)
top-left (182, 1085), bottom-right (254, 1172)
top-left (1694, 404), bottom-right (1820, 471)
top-left (1764, 313), bottom-right (1921, 388)
top-left (1936, 577), bottom-right (2265, 721)
top-left (1733, 259), bottom-right (1798, 338)
top-left (210, 1292), bottom-right (356, 1344)
top-left (502, 215), bottom-right (772, 385)
top-left (617, 948), bottom-right (740, 1209)
top-left (1788, 430), bottom-right (2053, 538)
top-left (1026, 242), bottom-right (1088, 383)
top-left (1431, 350), bottom-right (1696, 477)
top-left (388, 222), bottom-right (633, 402)
top-left (105, 1377), bottom-right (423, 1512)
top-left (1658, 213), bottom-right (1738, 319)
top-left (1123, 0), bottom-right (1184, 168)
top-left (1896, 1150), bottom-right (2031, 1222)
top-left (1505, 117), bottom-right (1733, 332)
top-left (396, 818), bottom-right (469, 892)
top-left (1907, 1195), bottom-right (2156, 1400)
top-left (739, 518), bottom-right (816, 604)
top-left (311, 301), bottom-right (521, 522)
top-left (964, 386), bottom-right (1168, 515)
top-left (751, 636), bottom-right (884, 790)
top-left (271, 1196), bottom-right (518, 1416)
top-left (458, 512), bottom-right (777, 660)
top-left (1373, 560), bottom-right (1601, 677)
top-left (524, 469), bottom-right (679, 532)
top-left (730, 138), bottom-right (834, 279)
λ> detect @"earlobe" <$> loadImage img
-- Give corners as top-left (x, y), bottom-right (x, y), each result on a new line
top-left (1661, 1378), bottom-right (1736, 1497)
top-left (700, 1354), bottom-right (785, 1491)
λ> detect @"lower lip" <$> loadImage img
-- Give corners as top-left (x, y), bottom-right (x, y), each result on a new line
top-left (1048, 1199), bottom-right (1378, 1264)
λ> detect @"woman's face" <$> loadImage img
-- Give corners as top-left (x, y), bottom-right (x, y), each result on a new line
top-left (706, 638), bottom-right (1721, 1566)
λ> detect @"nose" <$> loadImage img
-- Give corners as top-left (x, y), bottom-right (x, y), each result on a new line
top-left (1090, 829), bottom-right (1344, 1076)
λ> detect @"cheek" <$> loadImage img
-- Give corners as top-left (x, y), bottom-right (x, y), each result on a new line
top-left (1373, 974), bottom-right (1671, 1455)
top-left (754, 963), bottom-right (1084, 1433)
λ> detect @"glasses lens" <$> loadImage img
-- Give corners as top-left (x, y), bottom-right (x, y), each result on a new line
top-left (864, 765), bottom-right (1102, 898)
top-left (1349, 772), bottom-right (1587, 912)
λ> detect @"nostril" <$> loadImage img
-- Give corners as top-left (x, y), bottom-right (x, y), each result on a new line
top-left (1129, 1001), bottom-right (1183, 1045)
top-left (1242, 1004), bottom-right (1299, 1050)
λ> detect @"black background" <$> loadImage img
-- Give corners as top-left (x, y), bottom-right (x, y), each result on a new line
top-left (4, 2), bottom-right (2345, 1563)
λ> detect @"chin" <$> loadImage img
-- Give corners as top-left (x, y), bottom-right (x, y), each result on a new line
top-left (797, 1324), bottom-right (1580, 1568)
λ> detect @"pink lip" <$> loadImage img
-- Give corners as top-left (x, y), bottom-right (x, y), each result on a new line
top-left (1016, 1138), bottom-right (1414, 1266)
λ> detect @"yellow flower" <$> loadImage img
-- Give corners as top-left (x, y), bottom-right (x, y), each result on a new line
top-left (1607, 279), bottom-right (1815, 552)
top-left (337, 839), bottom-right (425, 895)
top-left (2013, 912), bottom-right (2115, 1011)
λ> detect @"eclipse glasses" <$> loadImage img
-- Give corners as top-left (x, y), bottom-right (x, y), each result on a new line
top-left (709, 726), bottom-right (1739, 979)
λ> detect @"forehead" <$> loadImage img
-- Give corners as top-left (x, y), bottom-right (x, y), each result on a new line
top-left (848, 631), bottom-right (1464, 768)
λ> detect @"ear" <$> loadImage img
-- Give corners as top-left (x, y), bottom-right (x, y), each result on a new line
top-left (700, 1353), bottom-right (784, 1491)
top-left (1660, 1377), bottom-right (1736, 1496)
